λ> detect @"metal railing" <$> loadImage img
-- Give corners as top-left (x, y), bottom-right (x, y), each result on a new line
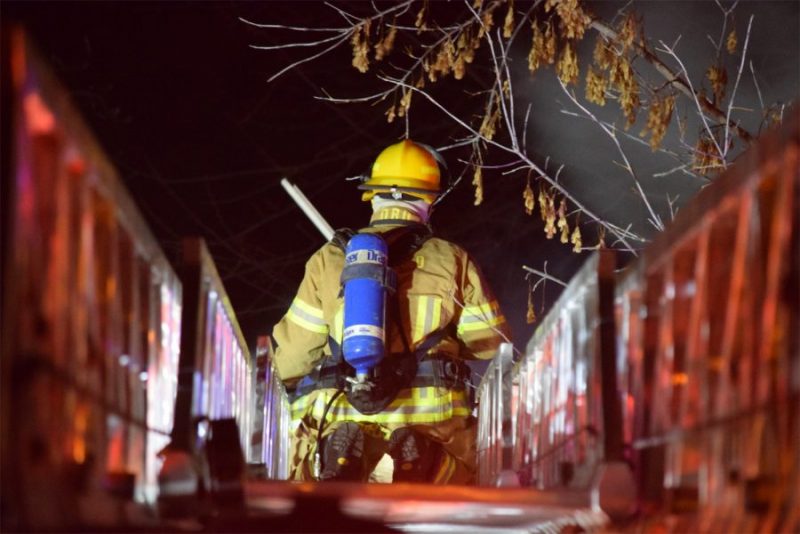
top-left (615, 110), bottom-right (799, 529)
top-left (477, 252), bottom-right (620, 491)
top-left (476, 343), bottom-right (515, 486)
top-left (253, 336), bottom-right (291, 479)
top-left (171, 237), bottom-right (255, 462)
top-left (476, 109), bottom-right (798, 528)
top-left (2, 27), bottom-right (182, 528)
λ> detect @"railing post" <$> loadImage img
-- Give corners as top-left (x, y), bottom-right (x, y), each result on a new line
top-left (597, 250), bottom-right (624, 462)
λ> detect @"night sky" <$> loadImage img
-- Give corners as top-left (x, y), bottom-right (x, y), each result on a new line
top-left (5, 1), bottom-right (799, 351)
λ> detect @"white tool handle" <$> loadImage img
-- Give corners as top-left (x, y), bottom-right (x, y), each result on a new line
top-left (280, 178), bottom-right (335, 241)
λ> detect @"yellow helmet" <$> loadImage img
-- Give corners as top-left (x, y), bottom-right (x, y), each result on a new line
top-left (359, 140), bottom-right (441, 202)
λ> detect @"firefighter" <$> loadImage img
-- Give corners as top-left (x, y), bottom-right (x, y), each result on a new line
top-left (272, 140), bottom-right (510, 484)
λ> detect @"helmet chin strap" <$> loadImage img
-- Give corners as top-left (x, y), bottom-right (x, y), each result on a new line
top-left (371, 196), bottom-right (432, 224)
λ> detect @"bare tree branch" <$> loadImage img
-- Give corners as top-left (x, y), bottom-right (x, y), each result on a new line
top-left (724, 15), bottom-right (754, 156)
top-left (558, 80), bottom-right (665, 231)
top-left (590, 19), bottom-right (754, 143)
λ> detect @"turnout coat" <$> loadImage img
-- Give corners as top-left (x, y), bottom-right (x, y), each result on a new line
top-left (273, 205), bottom-right (510, 482)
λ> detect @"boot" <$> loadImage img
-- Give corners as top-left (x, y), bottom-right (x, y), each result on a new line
top-left (319, 422), bottom-right (364, 481)
top-left (387, 427), bottom-right (440, 483)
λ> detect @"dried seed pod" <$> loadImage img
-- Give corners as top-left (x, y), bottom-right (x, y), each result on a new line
top-left (351, 22), bottom-right (370, 73)
top-left (523, 180), bottom-right (535, 215)
top-left (429, 38), bottom-right (456, 81)
top-left (693, 135), bottom-right (724, 174)
top-left (479, 96), bottom-right (500, 140)
top-left (612, 57), bottom-right (639, 129)
top-left (544, 20), bottom-right (557, 64)
top-left (593, 36), bottom-right (614, 71)
top-left (483, 10), bottom-right (495, 32)
top-left (385, 104), bottom-right (396, 123)
top-left (503, 0), bottom-right (515, 38)
top-left (472, 165), bottom-right (484, 206)
top-left (556, 199), bottom-right (567, 228)
top-left (529, 20), bottom-right (556, 73)
top-left (557, 42), bottom-right (579, 85)
top-left (585, 67), bottom-right (607, 105)
top-left (570, 225), bottom-right (582, 253)
top-left (453, 54), bottom-right (466, 80)
top-left (617, 12), bottom-right (637, 52)
top-left (706, 65), bottom-right (727, 104)
top-left (555, 0), bottom-right (591, 40)
top-left (398, 89), bottom-right (413, 117)
top-left (528, 21), bottom-right (545, 73)
top-left (526, 289), bottom-right (536, 324)
top-left (538, 188), bottom-right (547, 221)
top-left (544, 193), bottom-right (557, 239)
top-left (726, 30), bottom-right (737, 54)
top-left (557, 199), bottom-right (569, 243)
top-left (374, 22), bottom-right (397, 61)
top-left (641, 94), bottom-right (675, 150)
top-left (415, 1), bottom-right (428, 30)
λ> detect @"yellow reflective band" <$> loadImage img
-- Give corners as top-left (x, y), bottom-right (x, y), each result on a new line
top-left (458, 300), bottom-right (503, 334)
top-left (292, 297), bottom-right (324, 319)
top-left (457, 315), bottom-right (506, 334)
top-left (291, 387), bottom-right (470, 425)
top-left (412, 295), bottom-right (442, 344)
top-left (287, 298), bottom-right (328, 334)
top-left (432, 453), bottom-right (457, 484)
top-left (413, 296), bottom-right (427, 343)
top-left (430, 299), bottom-right (441, 336)
top-left (462, 300), bottom-right (500, 319)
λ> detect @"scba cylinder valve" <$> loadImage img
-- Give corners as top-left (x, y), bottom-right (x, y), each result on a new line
top-left (341, 233), bottom-right (395, 386)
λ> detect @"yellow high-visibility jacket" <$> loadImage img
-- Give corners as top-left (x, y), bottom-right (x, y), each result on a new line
top-left (273, 206), bottom-right (510, 429)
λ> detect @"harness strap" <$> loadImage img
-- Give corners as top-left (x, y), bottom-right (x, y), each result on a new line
top-left (291, 327), bottom-right (464, 401)
top-left (291, 353), bottom-right (469, 401)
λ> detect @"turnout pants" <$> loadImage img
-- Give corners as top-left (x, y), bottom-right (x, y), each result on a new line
top-left (288, 412), bottom-right (478, 484)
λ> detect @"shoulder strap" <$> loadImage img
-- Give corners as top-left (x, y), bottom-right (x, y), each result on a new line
top-left (330, 228), bottom-right (355, 251)
top-left (383, 223), bottom-right (433, 267)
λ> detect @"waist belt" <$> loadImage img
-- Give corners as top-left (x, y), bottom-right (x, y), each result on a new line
top-left (292, 353), bottom-right (469, 401)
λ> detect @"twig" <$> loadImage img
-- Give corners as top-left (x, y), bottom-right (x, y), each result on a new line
top-left (749, 60), bottom-right (765, 111)
top-left (656, 39), bottom-right (727, 164)
top-left (724, 15), bottom-right (754, 157)
top-left (238, 18), bottom-right (346, 32)
top-left (522, 265), bottom-right (568, 287)
top-left (466, 0), bottom-right (517, 147)
top-left (558, 109), bottom-right (706, 181)
top-left (558, 80), bottom-right (665, 231)
top-left (667, 193), bottom-right (680, 220)
top-left (249, 33), bottom-right (346, 51)
top-left (267, 33), bottom-right (352, 83)
top-left (711, 0), bottom-right (739, 64)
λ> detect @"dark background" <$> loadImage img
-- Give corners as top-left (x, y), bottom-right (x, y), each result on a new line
top-left (5, 1), bottom-right (798, 352)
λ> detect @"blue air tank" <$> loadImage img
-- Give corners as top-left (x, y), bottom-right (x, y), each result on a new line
top-left (342, 233), bottom-right (388, 380)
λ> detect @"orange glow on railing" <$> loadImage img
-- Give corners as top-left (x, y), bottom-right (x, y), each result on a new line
top-left (671, 372), bottom-right (689, 386)
top-left (23, 92), bottom-right (56, 135)
top-left (105, 275), bottom-right (116, 301)
top-left (72, 403), bottom-right (89, 464)
top-left (11, 28), bottom-right (27, 88)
